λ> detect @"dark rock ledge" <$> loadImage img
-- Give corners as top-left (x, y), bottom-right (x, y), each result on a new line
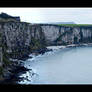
top-left (0, 60), bottom-right (30, 84)
top-left (0, 47), bottom-right (52, 84)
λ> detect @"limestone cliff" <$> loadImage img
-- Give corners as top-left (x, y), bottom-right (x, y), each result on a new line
top-left (2, 23), bottom-right (92, 59)
top-left (0, 22), bottom-right (92, 81)
top-left (40, 24), bottom-right (92, 45)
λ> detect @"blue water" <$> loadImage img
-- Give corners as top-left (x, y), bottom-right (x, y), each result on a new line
top-left (19, 46), bottom-right (92, 84)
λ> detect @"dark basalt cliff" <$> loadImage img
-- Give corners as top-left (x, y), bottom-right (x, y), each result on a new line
top-left (0, 20), bottom-right (92, 83)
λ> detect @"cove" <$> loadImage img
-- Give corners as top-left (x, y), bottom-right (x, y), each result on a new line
top-left (19, 46), bottom-right (92, 84)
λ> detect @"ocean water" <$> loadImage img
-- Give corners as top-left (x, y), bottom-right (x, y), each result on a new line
top-left (19, 46), bottom-right (92, 84)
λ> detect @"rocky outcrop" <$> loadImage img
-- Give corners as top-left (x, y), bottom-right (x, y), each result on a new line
top-left (2, 23), bottom-right (46, 59)
top-left (0, 12), bottom-right (20, 22)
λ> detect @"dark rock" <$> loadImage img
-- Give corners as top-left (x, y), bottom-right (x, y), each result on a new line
top-left (0, 12), bottom-right (20, 21)
top-left (32, 48), bottom-right (52, 55)
top-left (0, 60), bottom-right (30, 84)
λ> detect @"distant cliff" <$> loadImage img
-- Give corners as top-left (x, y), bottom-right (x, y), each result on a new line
top-left (40, 22), bottom-right (76, 24)
top-left (40, 24), bottom-right (92, 45)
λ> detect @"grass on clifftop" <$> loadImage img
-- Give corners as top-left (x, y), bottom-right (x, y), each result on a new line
top-left (58, 24), bottom-right (92, 27)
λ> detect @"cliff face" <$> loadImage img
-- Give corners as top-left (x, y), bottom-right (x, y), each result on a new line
top-left (2, 23), bottom-right (92, 56)
top-left (1, 23), bottom-right (92, 63)
top-left (40, 24), bottom-right (92, 45)
top-left (1, 23), bottom-right (46, 59)
top-left (0, 22), bottom-right (92, 81)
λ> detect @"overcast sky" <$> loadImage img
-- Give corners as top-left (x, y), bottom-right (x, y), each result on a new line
top-left (0, 8), bottom-right (92, 24)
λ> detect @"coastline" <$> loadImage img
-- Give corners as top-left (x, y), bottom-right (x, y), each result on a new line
top-left (1, 43), bottom-right (92, 84)
top-left (18, 43), bottom-right (92, 84)
top-left (0, 47), bottom-right (51, 84)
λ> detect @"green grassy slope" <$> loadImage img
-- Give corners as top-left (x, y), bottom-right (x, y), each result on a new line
top-left (58, 24), bottom-right (92, 27)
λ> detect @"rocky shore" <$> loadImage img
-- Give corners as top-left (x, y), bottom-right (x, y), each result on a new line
top-left (0, 47), bottom-right (52, 84)
top-left (18, 43), bottom-right (92, 84)
top-left (0, 60), bottom-right (29, 84)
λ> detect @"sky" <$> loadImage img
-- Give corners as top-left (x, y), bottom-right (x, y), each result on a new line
top-left (0, 8), bottom-right (92, 24)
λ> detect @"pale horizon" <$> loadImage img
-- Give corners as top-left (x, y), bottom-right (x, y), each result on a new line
top-left (0, 8), bottom-right (92, 24)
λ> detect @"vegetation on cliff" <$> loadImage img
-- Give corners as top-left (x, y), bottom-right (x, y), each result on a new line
top-left (0, 66), bottom-right (3, 75)
top-left (30, 37), bottom-right (46, 52)
top-left (58, 24), bottom-right (92, 27)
